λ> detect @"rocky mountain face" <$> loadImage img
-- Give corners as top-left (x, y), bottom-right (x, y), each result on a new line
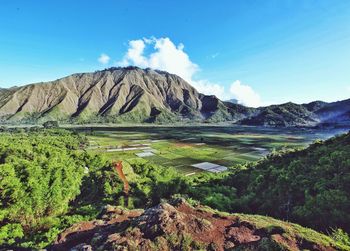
top-left (0, 67), bottom-right (349, 127)
top-left (48, 198), bottom-right (340, 251)
top-left (0, 67), bottom-right (249, 123)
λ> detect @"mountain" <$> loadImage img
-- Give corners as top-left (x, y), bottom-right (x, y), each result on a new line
top-left (48, 198), bottom-right (344, 251)
top-left (239, 102), bottom-right (319, 127)
top-left (225, 98), bottom-right (238, 104)
top-left (240, 100), bottom-right (350, 127)
top-left (0, 67), bottom-right (250, 123)
top-left (0, 67), bottom-right (349, 127)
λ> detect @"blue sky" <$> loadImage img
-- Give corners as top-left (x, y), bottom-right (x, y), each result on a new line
top-left (0, 0), bottom-right (350, 106)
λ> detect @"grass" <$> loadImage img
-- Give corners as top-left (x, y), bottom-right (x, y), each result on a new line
top-left (77, 125), bottom-right (338, 176)
top-left (235, 214), bottom-right (350, 250)
top-left (194, 204), bottom-right (349, 250)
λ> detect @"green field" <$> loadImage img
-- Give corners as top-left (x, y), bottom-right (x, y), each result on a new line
top-left (76, 125), bottom-right (346, 175)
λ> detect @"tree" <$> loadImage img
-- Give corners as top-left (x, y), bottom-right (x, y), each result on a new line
top-left (43, 120), bottom-right (59, 129)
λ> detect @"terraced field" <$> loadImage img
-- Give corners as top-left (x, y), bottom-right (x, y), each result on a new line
top-left (76, 125), bottom-right (345, 175)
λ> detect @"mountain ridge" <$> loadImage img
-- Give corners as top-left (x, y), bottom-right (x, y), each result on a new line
top-left (0, 67), bottom-right (349, 127)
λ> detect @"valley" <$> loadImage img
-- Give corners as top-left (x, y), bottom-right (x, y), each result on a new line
top-left (77, 125), bottom-right (346, 175)
top-left (0, 125), bottom-right (349, 250)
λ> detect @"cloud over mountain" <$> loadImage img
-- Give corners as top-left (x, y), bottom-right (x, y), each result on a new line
top-left (117, 37), bottom-right (228, 99)
top-left (230, 80), bottom-right (262, 107)
top-left (115, 37), bottom-right (265, 106)
top-left (118, 37), bottom-right (197, 83)
top-left (98, 53), bottom-right (110, 64)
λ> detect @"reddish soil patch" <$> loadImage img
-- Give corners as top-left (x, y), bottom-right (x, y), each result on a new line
top-left (113, 160), bottom-right (129, 194)
top-left (174, 142), bottom-right (193, 147)
top-left (49, 199), bottom-right (337, 251)
top-left (50, 206), bottom-right (143, 251)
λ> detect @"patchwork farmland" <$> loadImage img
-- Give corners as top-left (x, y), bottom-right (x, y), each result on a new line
top-left (77, 125), bottom-right (344, 175)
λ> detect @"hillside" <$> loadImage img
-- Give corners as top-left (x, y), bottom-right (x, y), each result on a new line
top-left (49, 198), bottom-right (345, 251)
top-left (188, 131), bottom-right (350, 233)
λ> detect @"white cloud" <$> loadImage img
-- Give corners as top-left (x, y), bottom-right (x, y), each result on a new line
top-left (118, 40), bottom-right (147, 67)
top-left (117, 37), bottom-right (262, 103)
top-left (118, 37), bottom-right (227, 98)
top-left (347, 86), bottom-right (350, 92)
top-left (118, 37), bottom-right (198, 83)
top-left (192, 79), bottom-right (227, 100)
top-left (229, 80), bottom-right (262, 107)
top-left (98, 53), bottom-right (110, 64)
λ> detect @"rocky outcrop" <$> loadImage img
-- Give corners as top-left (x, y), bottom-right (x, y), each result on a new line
top-left (49, 199), bottom-right (339, 251)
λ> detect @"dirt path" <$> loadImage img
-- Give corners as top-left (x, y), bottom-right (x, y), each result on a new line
top-left (113, 161), bottom-right (129, 195)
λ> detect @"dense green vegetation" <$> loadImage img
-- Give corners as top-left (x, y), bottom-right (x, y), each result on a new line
top-left (0, 128), bottom-right (349, 249)
top-left (0, 129), bottom-right (110, 247)
top-left (239, 135), bottom-right (350, 231)
top-left (0, 129), bottom-right (189, 248)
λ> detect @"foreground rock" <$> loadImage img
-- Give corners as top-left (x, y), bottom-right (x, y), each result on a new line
top-left (48, 199), bottom-right (340, 251)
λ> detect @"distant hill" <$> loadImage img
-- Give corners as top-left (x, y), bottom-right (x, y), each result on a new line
top-left (0, 67), bottom-right (349, 127)
top-left (313, 99), bottom-right (350, 127)
top-left (225, 98), bottom-right (239, 104)
top-left (240, 99), bottom-right (350, 127)
top-left (239, 102), bottom-right (319, 127)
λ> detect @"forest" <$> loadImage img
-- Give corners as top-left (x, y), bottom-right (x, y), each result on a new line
top-left (0, 128), bottom-right (349, 249)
